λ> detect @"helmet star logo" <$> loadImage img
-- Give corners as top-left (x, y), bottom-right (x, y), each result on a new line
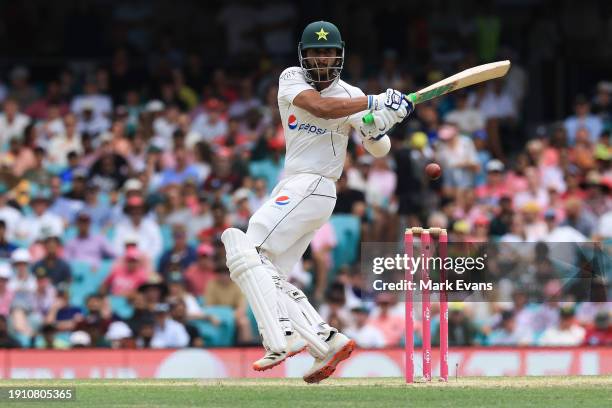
top-left (315, 28), bottom-right (329, 40)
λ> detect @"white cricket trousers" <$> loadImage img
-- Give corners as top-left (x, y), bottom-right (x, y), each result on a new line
top-left (246, 173), bottom-right (336, 278)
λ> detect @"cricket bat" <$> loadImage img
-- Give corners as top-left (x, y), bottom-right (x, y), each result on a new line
top-left (363, 60), bottom-right (511, 123)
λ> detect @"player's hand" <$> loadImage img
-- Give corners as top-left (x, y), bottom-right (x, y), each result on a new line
top-left (359, 101), bottom-right (411, 140)
top-left (368, 88), bottom-right (405, 111)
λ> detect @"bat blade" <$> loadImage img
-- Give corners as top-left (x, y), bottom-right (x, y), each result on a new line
top-left (410, 60), bottom-right (511, 104)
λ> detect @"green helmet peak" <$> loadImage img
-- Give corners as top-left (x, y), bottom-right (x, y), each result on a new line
top-left (298, 21), bottom-right (345, 84)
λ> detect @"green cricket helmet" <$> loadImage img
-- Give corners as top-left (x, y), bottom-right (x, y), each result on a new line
top-left (298, 21), bottom-right (345, 84)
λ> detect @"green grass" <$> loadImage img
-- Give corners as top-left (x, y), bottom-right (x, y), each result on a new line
top-left (0, 377), bottom-right (611, 407)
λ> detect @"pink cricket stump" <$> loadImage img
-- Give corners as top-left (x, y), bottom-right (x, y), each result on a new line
top-left (421, 230), bottom-right (432, 381)
top-left (404, 229), bottom-right (414, 383)
top-left (439, 230), bottom-right (449, 382)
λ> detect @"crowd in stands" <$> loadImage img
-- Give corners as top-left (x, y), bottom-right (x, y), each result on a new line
top-left (0, 36), bottom-right (610, 349)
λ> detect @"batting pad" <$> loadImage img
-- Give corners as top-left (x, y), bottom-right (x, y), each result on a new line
top-left (221, 228), bottom-right (287, 353)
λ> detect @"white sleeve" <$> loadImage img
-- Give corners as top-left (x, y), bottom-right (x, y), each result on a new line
top-left (277, 67), bottom-right (315, 105)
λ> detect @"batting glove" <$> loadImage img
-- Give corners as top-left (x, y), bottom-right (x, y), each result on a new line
top-left (368, 88), bottom-right (404, 111)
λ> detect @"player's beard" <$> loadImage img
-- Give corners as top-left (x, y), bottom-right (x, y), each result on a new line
top-left (306, 57), bottom-right (340, 83)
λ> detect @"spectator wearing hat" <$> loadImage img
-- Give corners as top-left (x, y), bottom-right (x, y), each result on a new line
top-left (190, 98), bottom-right (228, 143)
top-left (520, 202), bottom-right (547, 241)
top-left (105, 320), bottom-right (135, 349)
top-left (150, 302), bottom-right (189, 348)
top-left (0, 263), bottom-right (14, 316)
top-left (539, 305), bottom-right (586, 346)
top-left (229, 187), bottom-right (252, 230)
top-left (436, 121), bottom-right (479, 201)
top-left (8, 248), bottom-right (35, 298)
top-left (158, 224), bottom-right (196, 282)
top-left (102, 246), bottom-right (151, 296)
top-left (564, 94), bottom-right (603, 145)
top-left (184, 243), bottom-right (216, 296)
top-left (113, 195), bottom-right (162, 260)
top-left (344, 306), bottom-right (386, 348)
top-left (17, 192), bottom-right (64, 245)
top-left (31, 235), bottom-right (71, 288)
top-left (65, 211), bottom-right (115, 269)
top-left (475, 159), bottom-right (510, 207)
top-left (0, 98), bottom-right (31, 147)
top-left (0, 220), bottom-right (17, 260)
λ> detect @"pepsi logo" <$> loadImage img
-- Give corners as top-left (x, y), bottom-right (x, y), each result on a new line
top-left (275, 195), bottom-right (290, 206)
top-left (288, 114), bottom-right (297, 129)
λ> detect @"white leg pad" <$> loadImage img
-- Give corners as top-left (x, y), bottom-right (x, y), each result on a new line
top-left (221, 228), bottom-right (287, 353)
top-left (284, 281), bottom-right (335, 337)
top-left (281, 291), bottom-right (329, 358)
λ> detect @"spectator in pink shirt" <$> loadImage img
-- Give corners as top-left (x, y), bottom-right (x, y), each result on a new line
top-left (368, 292), bottom-right (405, 347)
top-left (101, 246), bottom-right (151, 296)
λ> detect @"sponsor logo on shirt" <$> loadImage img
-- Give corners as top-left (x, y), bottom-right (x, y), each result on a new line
top-left (288, 114), bottom-right (297, 129)
top-left (274, 195), bottom-right (290, 206)
top-left (297, 123), bottom-right (327, 135)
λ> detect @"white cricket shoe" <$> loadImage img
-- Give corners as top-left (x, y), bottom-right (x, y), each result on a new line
top-left (303, 332), bottom-right (356, 383)
top-left (252, 332), bottom-right (307, 371)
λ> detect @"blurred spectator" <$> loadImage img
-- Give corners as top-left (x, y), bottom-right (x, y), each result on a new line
top-left (0, 315), bottom-right (19, 348)
top-left (564, 95), bottom-right (603, 145)
top-left (0, 98), bottom-right (30, 147)
top-left (190, 99), bottom-right (228, 143)
top-left (150, 303), bottom-right (189, 348)
top-left (204, 265), bottom-right (253, 344)
top-left (0, 263), bottom-right (14, 316)
top-left (105, 321), bottom-right (134, 349)
top-left (0, 220), bottom-right (17, 259)
top-left (444, 91), bottom-right (485, 135)
top-left (0, 189), bottom-right (23, 241)
top-left (65, 211), bottom-right (115, 269)
top-left (437, 122), bottom-right (479, 200)
top-left (310, 222), bottom-right (337, 301)
top-left (158, 224), bottom-right (196, 281)
top-left (334, 172), bottom-right (366, 216)
top-left (113, 196), bottom-right (162, 259)
top-left (539, 305), bottom-right (586, 346)
top-left (102, 246), bottom-right (151, 297)
top-left (447, 304), bottom-right (479, 346)
top-left (31, 236), bottom-right (72, 288)
top-left (8, 248), bottom-right (35, 299)
top-left (17, 194), bottom-right (64, 245)
top-left (583, 311), bottom-right (612, 346)
top-left (184, 243), bottom-right (216, 296)
top-left (169, 299), bottom-right (205, 347)
top-left (36, 323), bottom-right (69, 349)
top-left (487, 310), bottom-right (532, 345)
top-left (368, 292), bottom-right (405, 347)
top-left (345, 306), bottom-right (386, 348)
top-left (9, 66), bottom-right (39, 108)
top-left (10, 266), bottom-right (57, 338)
top-left (47, 114), bottom-right (82, 167)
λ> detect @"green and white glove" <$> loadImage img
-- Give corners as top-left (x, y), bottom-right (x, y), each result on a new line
top-left (359, 103), bottom-right (409, 140)
top-left (367, 88), bottom-right (404, 111)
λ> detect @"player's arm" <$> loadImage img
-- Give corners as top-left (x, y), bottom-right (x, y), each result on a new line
top-left (293, 88), bottom-right (405, 120)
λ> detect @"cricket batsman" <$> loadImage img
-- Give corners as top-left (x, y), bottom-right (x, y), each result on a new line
top-left (221, 21), bottom-right (412, 383)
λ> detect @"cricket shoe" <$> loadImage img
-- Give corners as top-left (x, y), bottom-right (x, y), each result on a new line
top-left (252, 332), bottom-right (307, 371)
top-left (303, 332), bottom-right (356, 383)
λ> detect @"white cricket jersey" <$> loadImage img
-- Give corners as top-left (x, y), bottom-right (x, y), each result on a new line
top-left (277, 67), bottom-right (366, 181)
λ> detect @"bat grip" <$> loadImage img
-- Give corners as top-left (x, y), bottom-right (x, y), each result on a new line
top-left (362, 93), bottom-right (416, 124)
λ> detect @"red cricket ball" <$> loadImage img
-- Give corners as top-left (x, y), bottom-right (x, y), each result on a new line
top-left (425, 163), bottom-right (442, 180)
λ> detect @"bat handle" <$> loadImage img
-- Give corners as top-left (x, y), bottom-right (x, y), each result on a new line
top-left (362, 93), bottom-right (417, 124)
